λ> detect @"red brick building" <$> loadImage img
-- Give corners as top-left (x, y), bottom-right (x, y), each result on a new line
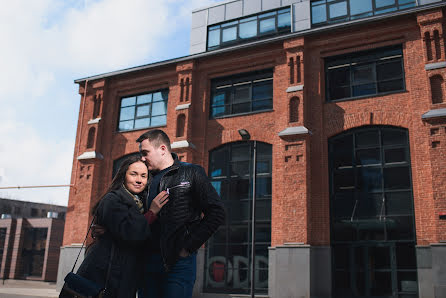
top-left (60, 0), bottom-right (446, 297)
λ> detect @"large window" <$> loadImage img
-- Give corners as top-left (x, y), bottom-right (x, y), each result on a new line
top-left (326, 45), bottom-right (405, 102)
top-left (207, 8), bottom-right (291, 51)
top-left (205, 142), bottom-right (272, 294)
top-left (210, 69), bottom-right (273, 118)
top-left (118, 90), bottom-right (168, 131)
top-left (311, 0), bottom-right (416, 26)
top-left (21, 228), bottom-right (48, 278)
top-left (329, 126), bottom-right (417, 298)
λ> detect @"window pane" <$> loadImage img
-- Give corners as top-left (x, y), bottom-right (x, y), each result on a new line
top-left (352, 64), bottom-right (374, 84)
top-left (150, 115), bottom-right (166, 127)
top-left (356, 148), bottom-right (381, 165)
top-left (120, 106), bottom-right (134, 121)
top-left (312, 4), bottom-right (327, 24)
top-left (212, 106), bottom-right (227, 117)
top-left (121, 96), bottom-right (136, 107)
top-left (232, 103), bottom-right (250, 114)
top-left (152, 91), bottom-right (167, 102)
top-left (222, 27), bottom-right (237, 43)
top-left (252, 81), bottom-right (272, 100)
top-left (377, 60), bottom-right (402, 81)
top-left (382, 129), bottom-right (406, 146)
top-left (134, 118), bottom-right (150, 129)
top-left (277, 12), bottom-right (291, 29)
top-left (378, 79), bottom-right (404, 93)
top-left (329, 1), bottom-right (347, 19)
top-left (259, 18), bottom-right (275, 34)
top-left (386, 191), bottom-right (413, 215)
top-left (119, 120), bottom-right (133, 131)
top-left (208, 29), bottom-right (220, 48)
top-left (239, 20), bottom-right (257, 39)
top-left (350, 0), bottom-right (372, 15)
top-left (352, 83), bottom-right (376, 97)
top-left (151, 101), bottom-right (167, 116)
top-left (136, 104), bottom-right (150, 117)
top-left (252, 99), bottom-right (272, 111)
top-left (334, 168), bottom-right (355, 191)
top-left (137, 94), bottom-right (151, 104)
top-left (384, 147), bottom-right (406, 164)
top-left (376, 0), bottom-right (396, 8)
top-left (359, 167), bottom-right (382, 193)
top-left (356, 130), bottom-right (379, 148)
top-left (384, 166), bottom-right (411, 190)
top-left (234, 85), bottom-right (251, 103)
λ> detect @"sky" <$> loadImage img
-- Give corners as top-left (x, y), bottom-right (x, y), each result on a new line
top-left (0, 0), bottom-right (219, 207)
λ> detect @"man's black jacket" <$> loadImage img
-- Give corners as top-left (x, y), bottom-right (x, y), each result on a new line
top-left (148, 153), bottom-right (225, 270)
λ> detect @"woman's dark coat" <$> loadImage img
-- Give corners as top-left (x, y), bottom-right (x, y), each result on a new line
top-left (77, 186), bottom-right (151, 298)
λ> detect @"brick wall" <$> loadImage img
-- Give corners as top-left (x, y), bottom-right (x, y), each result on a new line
top-left (64, 8), bottom-right (446, 249)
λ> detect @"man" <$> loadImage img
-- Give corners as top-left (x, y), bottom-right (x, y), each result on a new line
top-left (137, 129), bottom-right (225, 298)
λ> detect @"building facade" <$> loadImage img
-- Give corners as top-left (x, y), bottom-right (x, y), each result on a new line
top-left (60, 0), bottom-right (446, 297)
top-left (0, 199), bottom-right (66, 282)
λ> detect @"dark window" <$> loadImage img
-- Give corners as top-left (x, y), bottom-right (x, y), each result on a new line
top-left (210, 70), bottom-right (273, 118)
top-left (207, 8), bottom-right (291, 51)
top-left (329, 126), bottom-right (417, 297)
top-left (430, 75), bottom-right (444, 104)
top-left (87, 127), bottom-right (95, 149)
top-left (176, 114), bottom-right (186, 137)
top-left (21, 228), bottom-right (48, 278)
top-left (31, 208), bottom-right (38, 217)
top-left (326, 45), bottom-right (405, 102)
top-left (118, 90), bottom-right (168, 131)
top-left (205, 142), bottom-right (272, 294)
top-left (311, 0), bottom-right (416, 26)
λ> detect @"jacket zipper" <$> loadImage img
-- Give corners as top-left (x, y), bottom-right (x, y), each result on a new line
top-left (158, 163), bottom-right (180, 272)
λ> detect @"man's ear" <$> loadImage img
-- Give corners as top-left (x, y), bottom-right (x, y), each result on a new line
top-left (159, 144), bottom-right (167, 156)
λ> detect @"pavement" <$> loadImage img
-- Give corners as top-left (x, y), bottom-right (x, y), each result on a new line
top-left (0, 279), bottom-right (58, 298)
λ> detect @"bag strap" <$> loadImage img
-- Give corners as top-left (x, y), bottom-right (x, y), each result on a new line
top-left (71, 214), bottom-right (96, 272)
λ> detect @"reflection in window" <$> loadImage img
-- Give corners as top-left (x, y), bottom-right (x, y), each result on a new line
top-left (311, 0), bottom-right (416, 25)
top-left (210, 69), bottom-right (273, 118)
top-left (207, 8), bottom-right (291, 51)
top-left (326, 45), bottom-right (405, 101)
top-left (205, 142), bottom-right (272, 294)
top-left (118, 90), bottom-right (168, 131)
top-left (329, 126), bottom-right (417, 297)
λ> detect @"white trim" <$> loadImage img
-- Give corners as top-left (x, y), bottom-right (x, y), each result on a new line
top-left (171, 140), bottom-right (196, 149)
top-left (175, 103), bottom-right (191, 110)
top-left (286, 85), bottom-right (304, 93)
top-left (87, 118), bottom-right (101, 124)
top-left (77, 151), bottom-right (104, 160)
top-left (278, 126), bottom-right (311, 136)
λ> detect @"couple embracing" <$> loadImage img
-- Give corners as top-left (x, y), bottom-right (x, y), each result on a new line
top-left (76, 129), bottom-right (225, 298)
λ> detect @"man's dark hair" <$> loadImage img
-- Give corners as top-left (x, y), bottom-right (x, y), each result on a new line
top-left (136, 129), bottom-right (171, 152)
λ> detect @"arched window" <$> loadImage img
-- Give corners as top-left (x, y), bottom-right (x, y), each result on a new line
top-left (86, 127), bottom-right (95, 149)
top-left (289, 57), bottom-right (294, 84)
top-left (328, 126), bottom-right (417, 297)
top-left (430, 75), bottom-right (444, 104)
top-left (434, 30), bottom-right (441, 60)
top-left (425, 31), bottom-right (433, 61)
top-left (289, 97), bottom-right (299, 123)
top-left (180, 78), bottom-right (184, 102)
top-left (176, 114), bottom-right (186, 137)
top-left (205, 142), bottom-right (272, 294)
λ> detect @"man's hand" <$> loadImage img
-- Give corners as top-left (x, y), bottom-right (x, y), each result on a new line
top-left (179, 248), bottom-right (190, 258)
top-left (149, 191), bottom-right (169, 215)
top-left (91, 224), bottom-right (106, 239)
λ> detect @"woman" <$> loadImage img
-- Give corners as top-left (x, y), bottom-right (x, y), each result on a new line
top-left (76, 155), bottom-right (169, 297)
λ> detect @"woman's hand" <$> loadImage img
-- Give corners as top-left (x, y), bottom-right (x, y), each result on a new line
top-left (149, 191), bottom-right (169, 215)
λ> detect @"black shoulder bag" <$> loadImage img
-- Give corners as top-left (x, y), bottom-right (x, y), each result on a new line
top-left (59, 215), bottom-right (115, 298)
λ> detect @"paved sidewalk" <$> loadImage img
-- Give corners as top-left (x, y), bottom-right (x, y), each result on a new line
top-left (0, 279), bottom-right (58, 298)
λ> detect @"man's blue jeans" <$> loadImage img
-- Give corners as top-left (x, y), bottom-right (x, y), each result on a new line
top-left (138, 253), bottom-right (196, 298)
